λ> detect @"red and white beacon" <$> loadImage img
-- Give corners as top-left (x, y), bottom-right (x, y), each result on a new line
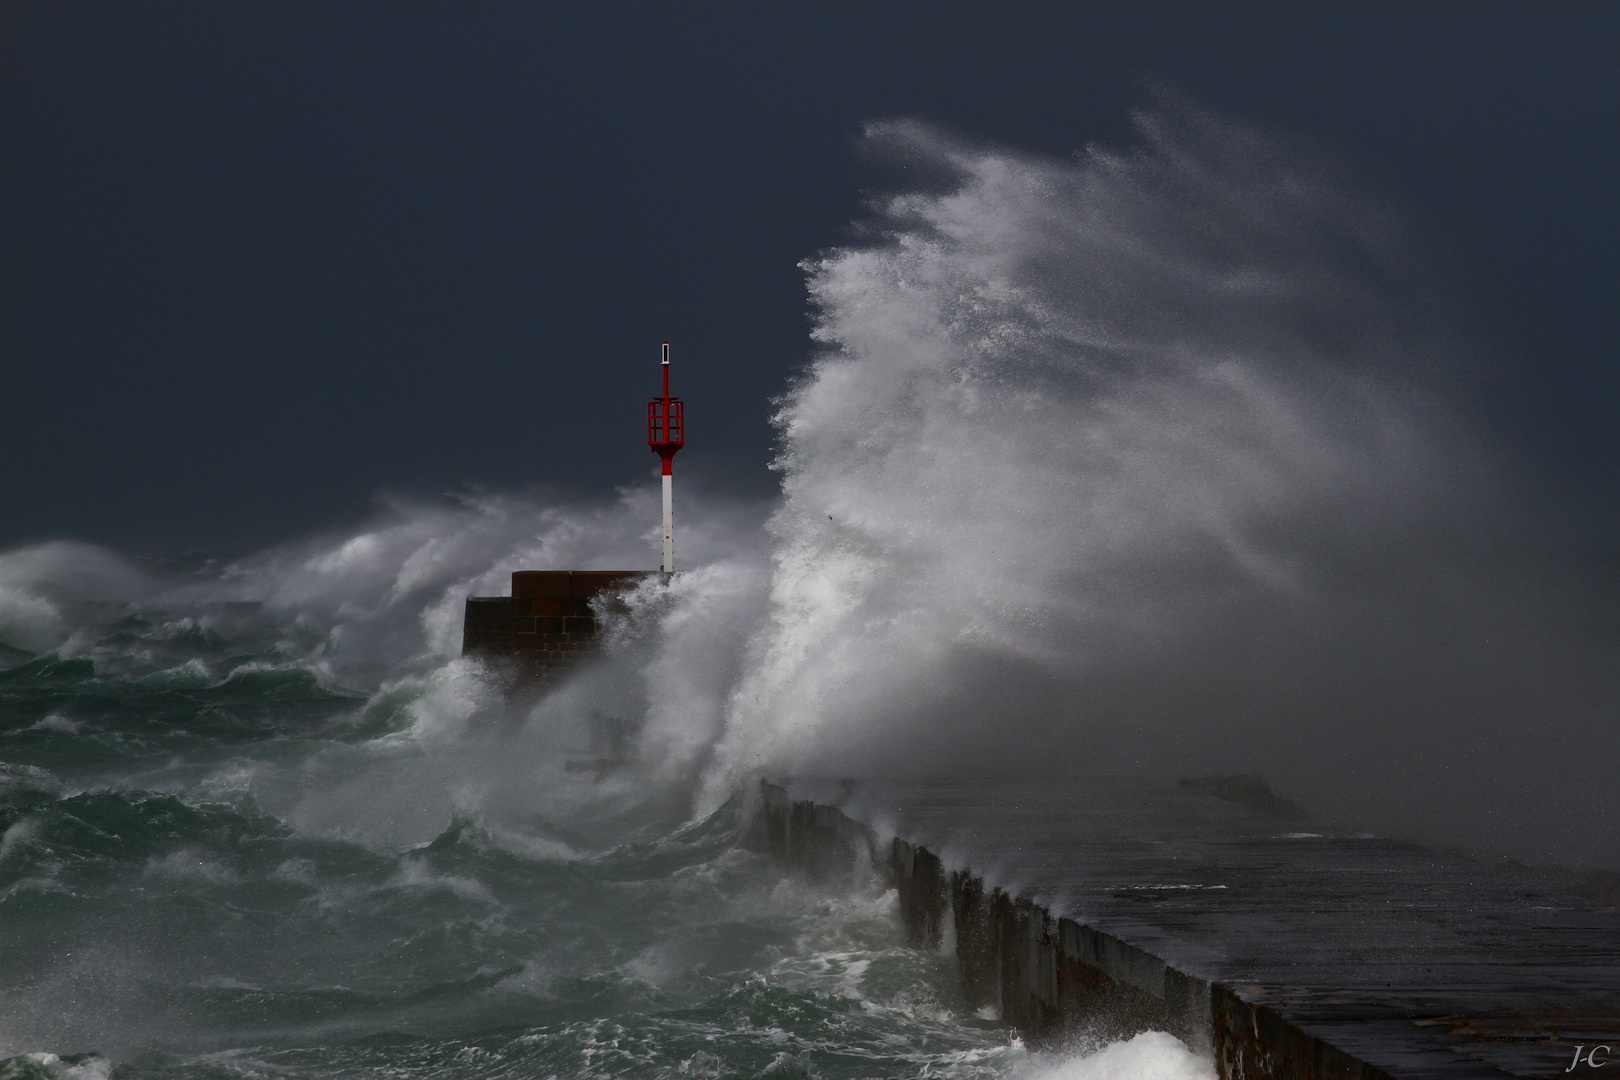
top-left (647, 342), bottom-right (685, 572)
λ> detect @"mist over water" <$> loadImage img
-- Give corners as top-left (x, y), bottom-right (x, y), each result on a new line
top-left (0, 102), bottom-right (1615, 1074)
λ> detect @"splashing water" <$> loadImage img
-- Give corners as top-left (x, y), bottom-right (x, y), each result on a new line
top-left (702, 109), bottom-right (1615, 862)
top-left (0, 101), bottom-right (1614, 1075)
top-left (707, 109), bottom-right (1461, 790)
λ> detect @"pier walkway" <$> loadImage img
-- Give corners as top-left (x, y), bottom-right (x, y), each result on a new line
top-left (759, 776), bottom-right (1620, 1080)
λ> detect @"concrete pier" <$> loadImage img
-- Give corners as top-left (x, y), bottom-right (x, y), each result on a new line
top-left (462, 570), bottom-right (655, 679)
top-left (757, 777), bottom-right (1620, 1080)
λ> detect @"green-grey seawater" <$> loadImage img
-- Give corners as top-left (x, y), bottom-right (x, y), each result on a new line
top-left (0, 610), bottom-right (1024, 1080)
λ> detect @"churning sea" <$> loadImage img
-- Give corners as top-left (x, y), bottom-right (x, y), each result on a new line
top-left (0, 602), bottom-right (1209, 1080)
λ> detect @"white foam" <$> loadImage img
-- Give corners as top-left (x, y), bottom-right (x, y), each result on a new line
top-left (0, 1053), bottom-right (113, 1080)
top-left (0, 541), bottom-right (152, 653)
top-left (0, 816), bottom-right (42, 864)
top-left (143, 850), bottom-right (238, 884)
top-left (1020, 1032), bottom-right (1214, 1080)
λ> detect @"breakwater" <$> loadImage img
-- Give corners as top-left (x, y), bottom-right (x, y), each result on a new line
top-left (462, 570), bottom-right (656, 679)
top-left (757, 778), bottom-right (1620, 1080)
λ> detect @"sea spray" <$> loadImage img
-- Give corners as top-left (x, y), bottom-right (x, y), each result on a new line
top-left (0, 490), bottom-right (773, 846)
top-left (705, 108), bottom-right (1470, 792)
top-left (701, 108), bottom-right (1615, 866)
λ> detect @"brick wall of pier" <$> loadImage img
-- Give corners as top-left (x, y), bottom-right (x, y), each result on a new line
top-left (462, 570), bottom-right (656, 680)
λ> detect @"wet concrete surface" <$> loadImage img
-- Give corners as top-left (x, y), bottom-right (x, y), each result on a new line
top-left (768, 776), bottom-right (1620, 1079)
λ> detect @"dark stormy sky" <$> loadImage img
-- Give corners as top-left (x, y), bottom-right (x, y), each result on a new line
top-left (3, 2), bottom-right (1617, 554)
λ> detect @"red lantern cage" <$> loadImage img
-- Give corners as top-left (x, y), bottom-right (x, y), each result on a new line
top-left (647, 342), bottom-right (684, 475)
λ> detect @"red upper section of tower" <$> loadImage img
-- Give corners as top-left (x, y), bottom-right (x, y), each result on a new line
top-left (648, 341), bottom-right (684, 475)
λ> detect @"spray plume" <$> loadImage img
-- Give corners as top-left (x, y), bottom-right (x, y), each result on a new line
top-left (699, 108), bottom-right (1614, 866)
